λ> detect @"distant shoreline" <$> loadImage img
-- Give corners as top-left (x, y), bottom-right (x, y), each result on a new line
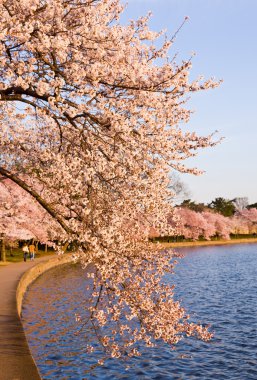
top-left (159, 238), bottom-right (257, 249)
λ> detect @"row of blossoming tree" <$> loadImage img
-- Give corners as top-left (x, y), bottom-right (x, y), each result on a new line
top-left (174, 207), bottom-right (257, 241)
top-left (0, 179), bottom-right (62, 242)
top-left (0, 0), bottom-right (222, 361)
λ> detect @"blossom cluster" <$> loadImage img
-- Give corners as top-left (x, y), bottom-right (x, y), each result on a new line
top-left (175, 207), bottom-right (257, 240)
top-left (0, 0), bottom-right (219, 360)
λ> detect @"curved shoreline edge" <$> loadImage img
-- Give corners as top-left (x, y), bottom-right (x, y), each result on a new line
top-left (2, 239), bottom-right (256, 379)
top-left (0, 254), bottom-right (73, 380)
top-left (16, 255), bottom-right (74, 379)
top-left (17, 254), bottom-right (74, 317)
top-left (159, 237), bottom-right (257, 249)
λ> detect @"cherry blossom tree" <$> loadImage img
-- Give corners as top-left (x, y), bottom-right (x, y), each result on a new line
top-left (0, 0), bottom-right (219, 360)
top-left (0, 179), bottom-right (61, 242)
top-left (0, 179), bottom-right (35, 261)
top-left (233, 208), bottom-right (257, 234)
top-left (230, 215), bottom-right (249, 235)
top-left (175, 207), bottom-right (208, 240)
top-left (176, 208), bottom-right (232, 240)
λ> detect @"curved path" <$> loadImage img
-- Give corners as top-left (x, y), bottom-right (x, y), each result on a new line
top-left (0, 256), bottom-right (58, 380)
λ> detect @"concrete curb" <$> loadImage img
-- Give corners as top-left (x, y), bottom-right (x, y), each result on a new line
top-left (17, 254), bottom-right (74, 380)
top-left (17, 254), bottom-right (74, 317)
top-left (0, 254), bottom-right (74, 380)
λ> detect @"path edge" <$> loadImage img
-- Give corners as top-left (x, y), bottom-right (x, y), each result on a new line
top-left (16, 254), bottom-right (74, 317)
top-left (13, 255), bottom-right (74, 379)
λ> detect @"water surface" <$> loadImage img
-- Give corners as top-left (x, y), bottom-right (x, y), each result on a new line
top-left (22, 243), bottom-right (257, 379)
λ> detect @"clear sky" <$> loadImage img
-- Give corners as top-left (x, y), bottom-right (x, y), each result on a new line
top-left (121, 0), bottom-right (257, 204)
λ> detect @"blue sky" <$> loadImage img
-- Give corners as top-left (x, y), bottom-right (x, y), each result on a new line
top-left (121, 0), bottom-right (257, 204)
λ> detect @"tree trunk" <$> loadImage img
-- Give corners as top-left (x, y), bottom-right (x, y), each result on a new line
top-left (62, 241), bottom-right (69, 253)
top-left (0, 239), bottom-right (6, 262)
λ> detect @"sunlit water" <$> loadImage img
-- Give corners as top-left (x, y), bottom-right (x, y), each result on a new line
top-left (22, 244), bottom-right (257, 379)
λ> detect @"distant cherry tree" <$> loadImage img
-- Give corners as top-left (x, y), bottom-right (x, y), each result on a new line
top-left (0, 179), bottom-right (61, 241)
top-left (0, 0), bottom-right (219, 360)
top-left (235, 208), bottom-right (257, 234)
top-left (176, 207), bottom-right (208, 240)
top-left (176, 208), bottom-right (231, 240)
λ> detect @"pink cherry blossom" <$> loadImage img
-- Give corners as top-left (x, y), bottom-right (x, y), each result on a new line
top-left (0, 0), bottom-right (219, 360)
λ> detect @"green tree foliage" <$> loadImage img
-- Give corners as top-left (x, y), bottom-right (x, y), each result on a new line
top-left (208, 197), bottom-right (236, 217)
top-left (248, 202), bottom-right (257, 209)
top-left (180, 199), bottom-right (206, 213)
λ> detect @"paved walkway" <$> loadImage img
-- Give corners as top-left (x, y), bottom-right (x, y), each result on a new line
top-left (0, 256), bottom-right (53, 380)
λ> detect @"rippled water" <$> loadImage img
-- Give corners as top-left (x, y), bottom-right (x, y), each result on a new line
top-left (22, 244), bottom-right (257, 379)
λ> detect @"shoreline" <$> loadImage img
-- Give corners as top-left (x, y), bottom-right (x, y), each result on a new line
top-left (0, 254), bottom-right (73, 380)
top-left (159, 238), bottom-right (257, 249)
top-left (17, 254), bottom-right (74, 316)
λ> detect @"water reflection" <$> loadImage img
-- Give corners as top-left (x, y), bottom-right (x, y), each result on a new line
top-left (23, 244), bottom-right (257, 379)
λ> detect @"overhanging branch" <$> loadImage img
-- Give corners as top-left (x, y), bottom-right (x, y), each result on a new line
top-left (0, 166), bottom-right (75, 235)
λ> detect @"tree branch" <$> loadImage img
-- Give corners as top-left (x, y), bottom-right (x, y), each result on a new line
top-left (0, 166), bottom-right (75, 235)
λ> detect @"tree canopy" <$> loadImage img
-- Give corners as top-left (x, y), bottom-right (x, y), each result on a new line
top-left (180, 199), bottom-right (207, 213)
top-left (248, 202), bottom-right (257, 209)
top-left (208, 197), bottom-right (236, 217)
top-left (0, 0), bottom-right (219, 360)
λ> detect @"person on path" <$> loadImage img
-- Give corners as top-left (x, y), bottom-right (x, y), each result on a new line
top-left (28, 243), bottom-right (36, 261)
top-left (22, 244), bottom-right (29, 262)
